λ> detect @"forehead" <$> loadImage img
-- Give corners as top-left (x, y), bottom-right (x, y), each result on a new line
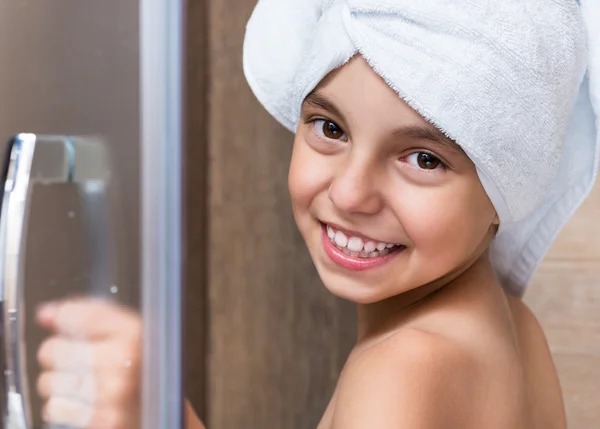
top-left (302, 57), bottom-right (464, 155)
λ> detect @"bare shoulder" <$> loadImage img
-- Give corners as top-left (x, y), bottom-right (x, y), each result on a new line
top-left (333, 328), bottom-right (525, 429)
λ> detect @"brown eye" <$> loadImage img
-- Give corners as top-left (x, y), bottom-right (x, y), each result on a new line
top-left (405, 152), bottom-right (445, 170)
top-left (417, 153), bottom-right (441, 169)
top-left (315, 119), bottom-right (346, 140)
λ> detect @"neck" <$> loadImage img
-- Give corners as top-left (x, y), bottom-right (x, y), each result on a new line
top-left (355, 250), bottom-right (498, 344)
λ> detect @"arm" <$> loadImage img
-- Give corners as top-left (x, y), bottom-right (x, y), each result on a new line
top-left (186, 401), bottom-right (206, 429)
top-left (332, 330), bottom-right (483, 429)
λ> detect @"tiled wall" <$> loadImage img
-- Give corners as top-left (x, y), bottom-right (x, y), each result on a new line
top-left (526, 180), bottom-right (600, 428)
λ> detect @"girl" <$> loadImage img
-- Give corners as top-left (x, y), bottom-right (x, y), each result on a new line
top-left (35, 0), bottom-right (599, 428)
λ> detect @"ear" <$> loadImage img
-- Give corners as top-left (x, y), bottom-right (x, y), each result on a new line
top-left (489, 213), bottom-right (500, 237)
top-left (492, 213), bottom-right (500, 225)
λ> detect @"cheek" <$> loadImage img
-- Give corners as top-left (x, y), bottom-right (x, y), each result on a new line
top-left (288, 138), bottom-right (333, 211)
top-left (397, 182), bottom-right (494, 262)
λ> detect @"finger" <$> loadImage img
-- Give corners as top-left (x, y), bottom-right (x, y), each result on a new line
top-left (38, 337), bottom-right (139, 373)
top-left (36, 294), bottom-right (88, 328)
top-left (37, 338), bottom-right (94, 371)
top-left (42, 397), bottom-right (93, 428)
top-left (37, 372), bottom-right (95, 403)
top-left (36, 301), bottom-right (59, 329)
top-left (38, 371), bottom-right (138, 409)
top-left (43, 399), bottom-right (132, 429)
top-left (37, 298), bottom-right (140, 340)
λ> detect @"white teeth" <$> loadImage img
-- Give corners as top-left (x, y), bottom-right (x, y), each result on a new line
top-left (364, 241), bottom-right (376, 253)
top-left (327, 225), bottom-right (335, 239)
top-left (334, 231), bottom-right (348, 247)
top-left (347, 237), bottom-right (364, 252)
top-left (326, 224), bottom-right (400, 258)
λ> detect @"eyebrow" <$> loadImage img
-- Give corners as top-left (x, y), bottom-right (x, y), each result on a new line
top-left (303, 91), bottom-right (348, 123)
top-left (302, 91), bottom-right (462, 155)
top-left (392, 124), bottom-right (462, 155)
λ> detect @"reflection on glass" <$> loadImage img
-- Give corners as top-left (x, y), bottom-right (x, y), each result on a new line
top-left (0, 135), bottom-right (141, 429)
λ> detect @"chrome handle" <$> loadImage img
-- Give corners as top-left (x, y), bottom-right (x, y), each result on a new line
top-left (1, 134), bottom-right (67, 429)
top-left (0, 134), bottom-right (114, 428)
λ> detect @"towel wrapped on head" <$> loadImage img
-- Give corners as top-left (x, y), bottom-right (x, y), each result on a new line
top-left (243, 0), bottom-right (600, 297)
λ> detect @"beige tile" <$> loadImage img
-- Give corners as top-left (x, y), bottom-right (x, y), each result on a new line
top-left (524, 177), bottom-right (600, 429)
top-left (553, 353), bottom-right (600, 429)
top-left (527, 261), bottom-right (600, 333)
top-left (545, 179), bottom-right (600, 261)
top-left (526, 261), bottom-right (600, 355)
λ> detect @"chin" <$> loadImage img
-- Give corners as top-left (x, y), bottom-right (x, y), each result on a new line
top-left (317, 270), bottom-right (400, 304)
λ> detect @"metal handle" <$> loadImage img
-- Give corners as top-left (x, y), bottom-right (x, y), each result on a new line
top-left (0, 134), bottom-right (114, 428)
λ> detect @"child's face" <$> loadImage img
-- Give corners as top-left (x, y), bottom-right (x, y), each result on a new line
top-left (289, 56), bottom-right (499, 304)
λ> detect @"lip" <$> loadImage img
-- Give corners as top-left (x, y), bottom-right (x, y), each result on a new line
top-left (321, 224), bottom-right (404, 271)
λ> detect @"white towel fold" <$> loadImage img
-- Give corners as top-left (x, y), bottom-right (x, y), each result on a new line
top-left (243, 0), bottom-right (600, 297)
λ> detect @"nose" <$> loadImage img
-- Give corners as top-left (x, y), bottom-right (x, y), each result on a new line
top-left (328, 155), bottom-right (383, 215)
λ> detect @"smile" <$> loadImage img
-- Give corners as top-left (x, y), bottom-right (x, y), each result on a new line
top-left (326, 223), bottom-right (401, 257)
top-left (321, 223), bottom-right (405, 271)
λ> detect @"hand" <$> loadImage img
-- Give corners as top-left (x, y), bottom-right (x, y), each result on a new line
top-left (36, 298), bottom-right (142, 429)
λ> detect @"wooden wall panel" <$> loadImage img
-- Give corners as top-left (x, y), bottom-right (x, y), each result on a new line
top-left (526, 180), bottom-right (600, 429)
top-left (183, 0), bottom-right (209, 419)
top-left (207, 2), bottom-right (355, 429)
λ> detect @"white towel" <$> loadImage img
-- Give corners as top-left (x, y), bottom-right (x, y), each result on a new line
top-left (243, 0), bottom-right (600, 297)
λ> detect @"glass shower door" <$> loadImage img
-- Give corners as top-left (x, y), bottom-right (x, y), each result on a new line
top-left (0, 0), bottom-right (184, 427)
